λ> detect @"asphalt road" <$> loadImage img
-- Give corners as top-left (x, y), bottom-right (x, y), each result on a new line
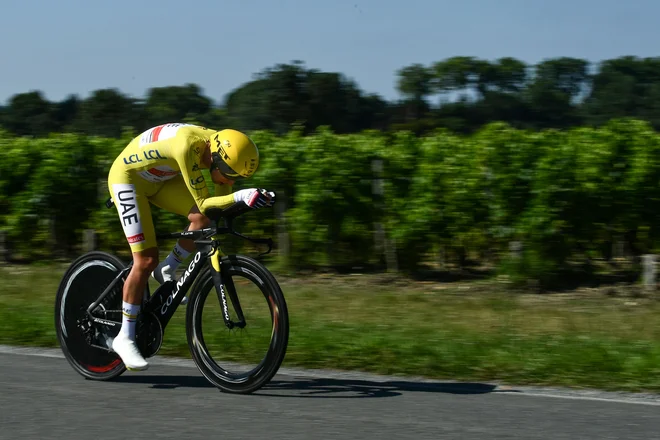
top-left (0, 346), bottom-right (658, 440)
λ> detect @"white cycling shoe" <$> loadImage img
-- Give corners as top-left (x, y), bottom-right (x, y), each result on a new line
top-left (112, 333), bottom-right (149, 371)
top-left (151, 262), bottom-right (187, 305)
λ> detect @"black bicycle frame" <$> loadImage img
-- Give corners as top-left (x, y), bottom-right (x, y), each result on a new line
top-left (146, 226), bottom-right (243, 331)
top-left (89, 201), bottom-right (272, 335)
top-left (86, 235), bottom-right (268, 336)
top-left (143, 247), bottom-right (210, 329)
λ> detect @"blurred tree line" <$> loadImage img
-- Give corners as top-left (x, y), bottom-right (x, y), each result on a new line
top-left (3, 120), bottom-right (659, 289)
top-left (2, 56), bottom-right (660, 137)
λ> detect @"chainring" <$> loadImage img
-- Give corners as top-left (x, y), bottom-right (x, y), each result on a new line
top-left (136, 312), bottom-right (164, 358)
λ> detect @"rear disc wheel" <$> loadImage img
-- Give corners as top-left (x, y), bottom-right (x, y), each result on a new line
top-left (55, 251), bottom-right (127, 380)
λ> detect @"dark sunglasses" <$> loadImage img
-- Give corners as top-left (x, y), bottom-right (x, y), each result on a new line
top-left (211, 152), bottom-right (245, 181)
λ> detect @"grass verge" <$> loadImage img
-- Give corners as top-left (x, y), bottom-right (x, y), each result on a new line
top-left (1, 262), bottom-right (660, 392)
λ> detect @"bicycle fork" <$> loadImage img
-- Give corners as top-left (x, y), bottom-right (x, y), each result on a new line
top-left (209, 249), bottom-right (246, 330)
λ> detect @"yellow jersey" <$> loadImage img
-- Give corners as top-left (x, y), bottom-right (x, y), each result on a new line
top-left (115, 123), bottom-right (236, 213)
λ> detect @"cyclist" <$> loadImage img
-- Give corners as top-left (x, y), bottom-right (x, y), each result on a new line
top-left (107, 123), bottom-right (275, 371)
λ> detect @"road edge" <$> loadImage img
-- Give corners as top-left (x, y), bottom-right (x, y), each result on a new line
top-left (1, 344), bottom-right (659, 406)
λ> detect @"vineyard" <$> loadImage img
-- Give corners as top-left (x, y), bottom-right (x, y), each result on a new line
top-left (1, 119), bottom-right (659, 287)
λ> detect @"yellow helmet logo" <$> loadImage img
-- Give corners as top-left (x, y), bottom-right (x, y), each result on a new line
top-left (211, 129), bottom-right (259, 178)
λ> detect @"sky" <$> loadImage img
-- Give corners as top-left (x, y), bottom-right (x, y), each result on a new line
top-left (1, 0), bottom-right (658, 105)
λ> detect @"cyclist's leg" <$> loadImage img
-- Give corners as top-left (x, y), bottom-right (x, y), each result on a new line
top-left (149, 175), bottom-right (210, 280)
top-left (107, 165), bottom-right (160, 370)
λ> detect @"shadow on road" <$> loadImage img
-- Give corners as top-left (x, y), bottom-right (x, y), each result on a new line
top-left (115, 374), bottom-right (501, 399)
top-left (115, 375), bottom-right (214, 389)
top-left (258, 378), bottom-right (499, 399)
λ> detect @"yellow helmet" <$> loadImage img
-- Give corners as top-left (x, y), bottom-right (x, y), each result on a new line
top-left (209, 129), bottom-right (259, 179)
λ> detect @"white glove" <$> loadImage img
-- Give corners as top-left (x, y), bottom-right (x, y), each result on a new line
top-left (232, 188), bottom-right (276, 208)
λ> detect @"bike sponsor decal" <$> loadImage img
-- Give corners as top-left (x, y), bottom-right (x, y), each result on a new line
top-left (92, 317), bottom-right (119, 327)
top-left (160, 251), bottom-right (202, 315)
top-left (112, 184), bottom-right (144, 246)
top-left (220, 284), bottom-right (230, 322)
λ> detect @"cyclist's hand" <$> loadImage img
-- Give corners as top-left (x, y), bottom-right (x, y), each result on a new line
top-left (233, 188), bottom-right (276, 209)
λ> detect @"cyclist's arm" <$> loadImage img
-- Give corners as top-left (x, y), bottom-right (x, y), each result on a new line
top-left (214, 182), bottom-right (233, 197)
top-left (176, 138), bottom-right (236, 213)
